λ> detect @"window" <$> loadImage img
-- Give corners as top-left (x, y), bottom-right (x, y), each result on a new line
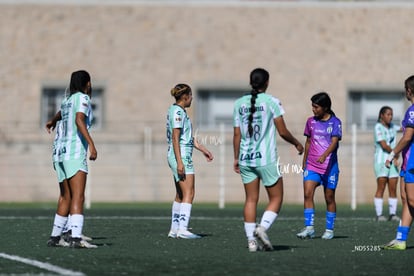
top-left (41, 86), bottom-right (104, 129)
top-left (196, 87), bottom-right (245, 130)
top-left (347, 89), bottom-right (405, 131)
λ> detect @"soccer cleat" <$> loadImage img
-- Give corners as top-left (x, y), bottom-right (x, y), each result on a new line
top-left (376, 215), bottom-right (387, 222)
top-left (62, 230), bottom-right (93, 242)
top-left (69, 237), bottom-right (98, 249)
top-left (296, 226), bottom-right (315, 239)
top-left (177, 230), bottom-right (202, 239)
top-left (167, 230), bottom-right (177, 238)
top-left (321, 229), bottom-right (334, 240)
top-left (47, 236), bottom-right (70, 247)
top-left (254, 225), bottom-right (273, 251)
top-left (247, 239), bottom-right (262, 252)
top-left (389, 215), bottom-right (400, 222)
top-left (383, 239), bottom-right (406, 250)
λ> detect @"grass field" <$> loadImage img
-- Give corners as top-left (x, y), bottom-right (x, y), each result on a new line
top-left (0, 203), bottom-right (413, 275)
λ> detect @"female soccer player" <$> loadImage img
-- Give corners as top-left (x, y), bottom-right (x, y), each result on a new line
top-left (373, 106), bottom-right (400, 221)
top-left (296, 92), bottom-right (342, 240)
top-left (383, 75), bottom-right (414, 250)
top-left (166, 83), bottom-right (214, 239)
top-left (46, 70), bottom-right (97, 248)
top-left (233, 68), bottom-right (304, 252)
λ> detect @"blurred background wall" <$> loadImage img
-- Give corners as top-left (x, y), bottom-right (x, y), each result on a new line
top-left (0, 0), bottom-right (412, 206)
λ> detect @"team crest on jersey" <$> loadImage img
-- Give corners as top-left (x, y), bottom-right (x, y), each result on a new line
top-left (327, 126), bottom-right (333, 133)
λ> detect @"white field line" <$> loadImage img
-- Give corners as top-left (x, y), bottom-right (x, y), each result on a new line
top-left (0, 215), bottom-right (373, 221)
top-left (0, 253), bottom-right (85, 276)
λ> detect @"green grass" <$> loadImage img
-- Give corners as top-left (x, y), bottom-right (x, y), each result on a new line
top-left (0, 203), bottom-right (413, 275)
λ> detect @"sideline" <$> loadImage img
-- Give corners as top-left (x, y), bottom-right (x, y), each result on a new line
top-left (0, 253), bottom-right (84, 276)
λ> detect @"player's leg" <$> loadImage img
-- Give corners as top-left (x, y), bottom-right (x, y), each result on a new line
top-left (297, 172), bottom-right (318, 239)
top-left (387, 176), bottom-right (399, 221)
top-left (374, 177), bottom-right (387, 221)
top-left (168, 179), bottom-right (182, 238)
top-left (322, 187), bottom-right (336, 240)
top-left (176, 174), bottom-right (200, 239)
top-left (243, 176), bottom-right (261, 252)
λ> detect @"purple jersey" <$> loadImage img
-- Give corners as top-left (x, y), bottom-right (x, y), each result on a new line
top-left (304, 115), bottom-right (342, 174)
top-left (401, 104), bottom-right (414, 172)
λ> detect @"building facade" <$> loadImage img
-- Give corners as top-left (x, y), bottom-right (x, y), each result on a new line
top-left (0, 0), bottom-right (412, 205)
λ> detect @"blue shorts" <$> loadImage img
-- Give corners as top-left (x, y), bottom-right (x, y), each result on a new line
top-left (404, 168), bottom-right (414, 183)
top-left (303, 164), bottom-right (339, 190)
top-left (239, 162), bottom-right (282, 186)
top-left (53, 159), bottom-right (88, 183)
top-left (168, 155), bottom-right (194, 182)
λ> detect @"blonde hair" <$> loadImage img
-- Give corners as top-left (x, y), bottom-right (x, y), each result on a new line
top-left (171, 83), bottom-right (191, 100)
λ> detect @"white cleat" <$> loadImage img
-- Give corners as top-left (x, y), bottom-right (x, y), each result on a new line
top-left (177, 230), bottom-right (202, 239)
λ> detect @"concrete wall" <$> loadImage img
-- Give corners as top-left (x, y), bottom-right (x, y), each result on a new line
top-left (0, 1), bottom-right (411, 205)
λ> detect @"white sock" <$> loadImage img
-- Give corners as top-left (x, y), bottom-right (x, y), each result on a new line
top-left (178, 203), bottom-right (192, 231)
top-left (374, 197), bottom-right (383, 216)
top-left (244, 222), bottom-right (256, 241)
top-left (171, 201), bottom-right (181, 232)
top-left (260, 211), bottom-right (278, 230)
top-left (63, 215), bottom-right (71, 233)
top-left (389, 197), bottom-right (398, 215)
top-left (70, 214), bottom-right (84, 239)
top-left (51, 214), bottom-right (68, 237)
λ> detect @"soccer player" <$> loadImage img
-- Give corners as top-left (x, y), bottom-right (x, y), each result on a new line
top-left (46, 70), bottom-right (97, 248)
top-left (296, 92), bottom-right (342, 240)
top-left (46, 111), bottom-right (93, 247)
top-left (373, 106), bottom-right (401, 222)
top-left (383, 75), bottom-right (414, 250)
top-left (233, 68), bottom-right (304, 252)
top-left (166, 83), bottom-right (214, 239)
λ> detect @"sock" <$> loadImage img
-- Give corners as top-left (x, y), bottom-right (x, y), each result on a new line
top-left (260, 211), bottom-right (278, 230)
top-left (63, 215), bottom-right (71, 233)
top-left (178, 203), bottom-right (192, 231)
top-left (304, 208), bottom-right (315, 227)
top-left (326, 211), bottom-right (336, 230)
top-left (374, 197), bottom-right (383, 216)
top-left (70, 214), bottom-right (84, 239)
top-left (244, 222), bottom-right (256, 241)
top-left (171, 201), bottom-right (181, 232)
top-left (51, 214), bottom-right (68, 237)
top-left (388, 197), bottom-right (398, 216)
top-left (396, 226), bottom-right (410, 241)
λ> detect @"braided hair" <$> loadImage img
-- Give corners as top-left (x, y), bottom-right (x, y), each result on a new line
top-left (248, 68), bottom-right (269, 137)
top-left (171, 83), bottom-right (191, 100)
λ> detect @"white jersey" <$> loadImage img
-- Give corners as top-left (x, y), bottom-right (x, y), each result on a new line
top-left (56, 92), bottom-right (93, 162)
top-left (374, 122), bottom-right (399, 164)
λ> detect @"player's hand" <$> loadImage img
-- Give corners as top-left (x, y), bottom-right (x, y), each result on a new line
top-left (177, 162), bottom-right (185, 181)
top-left (89, 145), bottom-right (97, 161)
top-left (296, 143), bottom-right (304, 155)
top-left (45, 120), bottom-right (55, 134)
top-left (233, 159), bottom-right (240, 174)
top-left (204, 150), bottom-right (214, 162)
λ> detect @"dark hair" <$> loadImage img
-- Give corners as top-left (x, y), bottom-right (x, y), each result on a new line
top-left (248, 68), bottom-right (269, 137)
top-left (405, 75), bottom-right (414, 92)
top-left (69, 70), bottom-right (91, 95)
top-left (377, 106), bottom-right (392, 122)
top-left (311, 92), bottom-right (335, 116)
top-left (171, 83), bottom-right (191, 100)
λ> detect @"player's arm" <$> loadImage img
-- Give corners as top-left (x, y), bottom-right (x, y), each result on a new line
top-left (172, 127), bottom-right (185, 180)
top-left (193, 137), bottom-right (213, 162)
top-left (317, 136), bottom-right (339, 164)
top-left (45, 110), bottom-right (62, 133)
top-left (303, 137), bottom-right (310, 170)
top-left (378, 140), bottom-right (393, 153)
top-left (75, 112), bottom-right (97, 161)
top-left (233, 126), bottom-right (241, 174)
top-left (274, 116), bottom-right (304, 154)
top-left (386, 127), bottom-right (414, 167)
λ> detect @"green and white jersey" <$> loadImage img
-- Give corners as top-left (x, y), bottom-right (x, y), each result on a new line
top-left (233, 92), bottom-right (285, 167)
top-left (57, 92), bottom-right (93, 162)
top-left (166, 104), bottom-right (194, 158)
top-left (374, 122), bottom-right (399, 164)
top-left (52, 120), bottom-right (63, 163)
